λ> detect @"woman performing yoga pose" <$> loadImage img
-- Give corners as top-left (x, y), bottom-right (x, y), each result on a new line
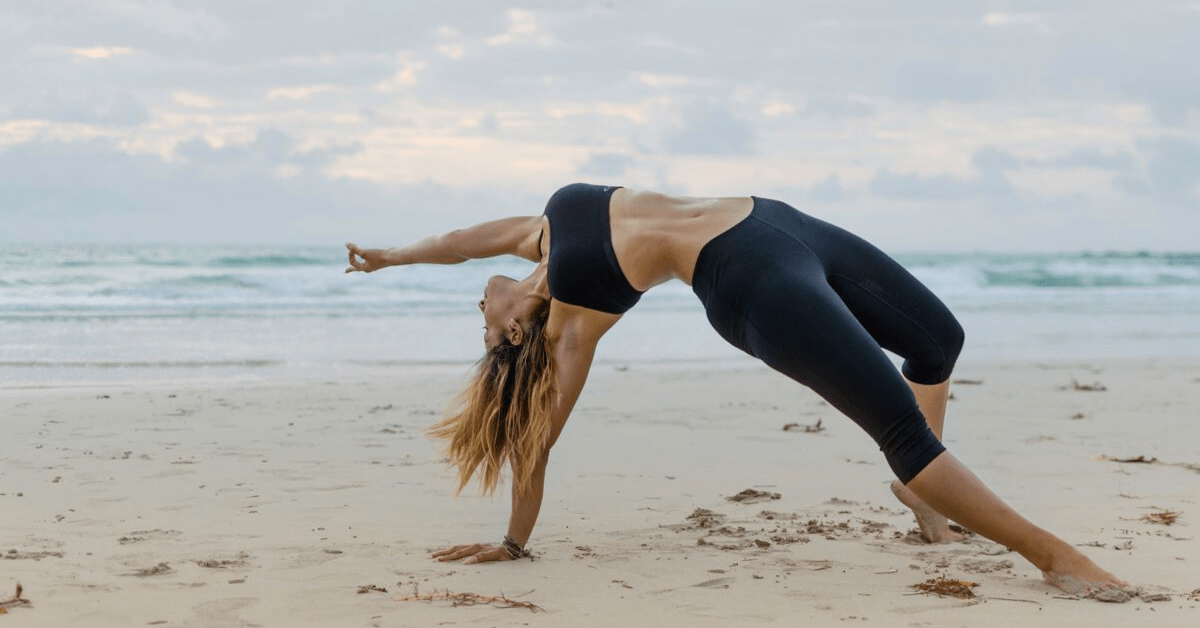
top-left (345, 183), bottom-right (1125, 595)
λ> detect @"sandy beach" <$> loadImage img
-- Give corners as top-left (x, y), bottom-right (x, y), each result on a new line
top-left (3, 358), bottom-right (1198, 626)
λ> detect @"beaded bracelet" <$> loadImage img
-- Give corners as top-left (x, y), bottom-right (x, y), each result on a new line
top-left (502, 535), bottom-right (532, 560)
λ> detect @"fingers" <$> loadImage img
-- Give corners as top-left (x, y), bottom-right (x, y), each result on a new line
top-left (344, 242), bottom-right (363, 273)
top-left (431, 544), bottom-right (479, 562)
top-left (430, 544), bottom-right (468, 558)
top-left (430, 544), bottom-right (512, 564)
top-left (464, 547), bottom-right (510, 564)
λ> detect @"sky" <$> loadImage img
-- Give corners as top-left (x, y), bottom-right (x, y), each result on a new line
top-left (1, 1), bottom-right (1198, 251)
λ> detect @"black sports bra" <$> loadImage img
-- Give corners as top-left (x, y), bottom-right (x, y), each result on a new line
top-left (542, 183), bottom-right (644, 314)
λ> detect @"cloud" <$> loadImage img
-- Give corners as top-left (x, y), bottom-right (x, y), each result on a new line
top-left (374, 56), bottom-right (428, 92)
top-left (0, 135), bottom-right (479, 244)
top-left (1116, 136), bottom-right (1200, 203)
top-left (890, 59), bottom-right (992, 102)
top-left (577, 152), bottom-right (634, 178)
top-left (113, 0), bottom-right (231, 42)
top-left (870, 147), bottom-right (1018, 201)
top-left (9, 92), bottom-right (149, 127)
top-left (981, 12), bottom-right (1053, 34)
top-left (171, 91), bottom-right (220, 108)
top-left (801, 95), bottom-right (874, 118)
top-left (175, 128), bottom-right (362, 170)
top-left (760, 100), bottom-right (797, 117)
top-left (266, 84), bottom-right (338, 101)
top-left (69, 46), bottom-right (135, 60)
top-left (807, 174), bottom-right (851, 202)
top-left (487, 9), bottom-right (555, 47)
top-left (633, 72), bottom-right (693, 89)
top-left (1037, 148), bottom-right (1136, 171)
top-left (665, 102), bottom-right (754, 156)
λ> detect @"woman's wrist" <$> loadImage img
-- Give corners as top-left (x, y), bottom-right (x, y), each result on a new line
top-left (383, 248), bottom-right (406, 267)
top-left (501, 535), bottom-right (531, 560)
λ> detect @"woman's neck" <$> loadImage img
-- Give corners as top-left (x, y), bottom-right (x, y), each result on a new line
top-left (519, 262), bottom-right (550, 303)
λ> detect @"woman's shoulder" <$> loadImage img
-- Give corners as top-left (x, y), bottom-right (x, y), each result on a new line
top-left (546, 299), bottom-right (623, 346)
top-left (544, 183), bottom-right (623, 215)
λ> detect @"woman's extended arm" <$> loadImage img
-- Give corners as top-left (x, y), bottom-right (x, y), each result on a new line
top-left (432, 326), bottom-right (598, 564)
top-left (345, 215), bottom-right (543, 273)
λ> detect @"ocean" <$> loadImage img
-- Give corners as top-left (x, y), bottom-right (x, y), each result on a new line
top-left (2, 244), bottom-right (1199, 387)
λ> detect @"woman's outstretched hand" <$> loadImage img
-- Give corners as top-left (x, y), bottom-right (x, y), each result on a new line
top-left (431, 543), bottom-right (513, 565)
top-left (344, 242), bottom-right (389, 274)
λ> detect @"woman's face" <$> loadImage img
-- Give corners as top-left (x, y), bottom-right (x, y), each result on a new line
top-left (479, 275), bottom-right (520, 350)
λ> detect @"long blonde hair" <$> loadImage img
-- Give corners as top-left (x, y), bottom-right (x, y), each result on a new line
top-left (427, 303), bottom-right (555, 496)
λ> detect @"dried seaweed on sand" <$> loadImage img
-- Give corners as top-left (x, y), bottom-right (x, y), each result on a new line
top-left (1102, 455), bottom-right (1158, 464)
top-left (1068, 379), bottom-right (1107, 392)
top-left (1141, 510), bottom-right (1181, 526)
top-left (783, 419), bottom-right (824, 433)
top-left (1100, 455), bottom-right (1200, 474)
top-left (911, 575), bottom-right (978, 599)
top-left (726, 488), bottom-right (781, 504)
top-left (397, 584), bottom-right (543, 613)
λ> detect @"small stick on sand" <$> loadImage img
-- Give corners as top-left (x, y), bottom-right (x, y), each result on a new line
top-left (0, 583), bottom-right (31, 610)
top-left (989, 597), bottom-right (1042, 605)
top-left (1068, 378), bottom-right (1107, 392)
top-left (397, 584), bottom-right (544, 613)
top-left (783, 419), bottom-right (824, 433)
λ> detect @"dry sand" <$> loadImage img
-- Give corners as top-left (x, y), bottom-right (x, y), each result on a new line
top-left (3, 359), bottom-right (1198, 626)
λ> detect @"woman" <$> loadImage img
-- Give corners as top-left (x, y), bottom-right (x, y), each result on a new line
top-left (345, 183), bottom-right (1125, 596)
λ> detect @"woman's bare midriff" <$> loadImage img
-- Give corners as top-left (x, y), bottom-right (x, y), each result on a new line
top-left (608, 188), bottom-right (754, 289)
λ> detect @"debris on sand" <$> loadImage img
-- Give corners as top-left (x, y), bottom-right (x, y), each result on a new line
top-left (4, 549), bottom-right (64, 561)
top-left (1103, 455), bottom-right (1158, 464)
top-left (911, 575), bottom-right (978, 599)
top-left (0, 583), bottom-right (31, 612)
top-left (726, 489), bottom-right (781, 504)
top-left (1141, 510), bottom-right (1181, 526)
top-left (783, 419), bottom-right (824, 433)
top-left (397, 585), bottom-right (542, 612)
top-left (131, 562), bottom-right (173, 577)
top-left (357, 584), bottom-right (388, 594)
top-left (1067, 379), bottom-right (1107, 392)
top-left (194, 552), bottom-right (250, 569)
top-left (1101, 455), bottom-right (1200, 474)
top-left (686, 508), bottom-right (726, 528)
top-left (1091, 588), bottom-right (1132, 603)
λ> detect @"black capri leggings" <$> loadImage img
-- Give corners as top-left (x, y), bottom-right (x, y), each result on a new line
top-left (691, 197), bottom-right (965, 483)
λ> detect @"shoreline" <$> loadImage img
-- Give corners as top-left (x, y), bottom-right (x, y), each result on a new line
top-left (3, 358), bottom-right (1198, 626)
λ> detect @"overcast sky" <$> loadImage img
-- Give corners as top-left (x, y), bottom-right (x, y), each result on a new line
top-left (2, 1), bottom-right (1198, 251)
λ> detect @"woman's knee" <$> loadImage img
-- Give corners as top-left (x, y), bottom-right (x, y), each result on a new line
top-left (902, 316), bottom-right (965, 385)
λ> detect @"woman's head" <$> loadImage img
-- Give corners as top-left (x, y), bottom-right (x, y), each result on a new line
top-left (479, 274), bottom-right (543, 350)
top-left (429, 290), bottom-right (554, 496)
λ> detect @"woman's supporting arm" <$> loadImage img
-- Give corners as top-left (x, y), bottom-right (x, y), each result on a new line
top-left (503, 329), bottom-right (596, 549)
top-left (432, 324), bottom-right (599, 564)
top-left (346, 215), bottom-right (543, 272)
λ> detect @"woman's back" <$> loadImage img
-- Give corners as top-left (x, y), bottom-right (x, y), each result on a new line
top-left (605, 188), bottom-right (753, 290)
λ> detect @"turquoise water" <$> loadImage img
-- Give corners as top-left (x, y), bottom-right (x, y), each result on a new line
top-left (2, 245), bottom-right (1198, 385)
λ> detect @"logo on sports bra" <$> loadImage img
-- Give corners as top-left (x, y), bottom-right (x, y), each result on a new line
top-left (602, 186), bottom-right (613, 192)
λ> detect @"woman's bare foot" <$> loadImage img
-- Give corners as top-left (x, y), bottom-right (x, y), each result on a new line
top-left (890, 480), bottom-right (965, 543)
top-left (1042, 547), bottom-right (1133, 601)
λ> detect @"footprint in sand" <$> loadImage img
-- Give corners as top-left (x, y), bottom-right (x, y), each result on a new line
top-left (118, 529), bottom-right (182, 545)
top-left (278, 549), bottom-right (346, 570)
top-left (192, 597), bottom-right (258, 622)
top-left (692, 576), bottom-right (736, 589)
